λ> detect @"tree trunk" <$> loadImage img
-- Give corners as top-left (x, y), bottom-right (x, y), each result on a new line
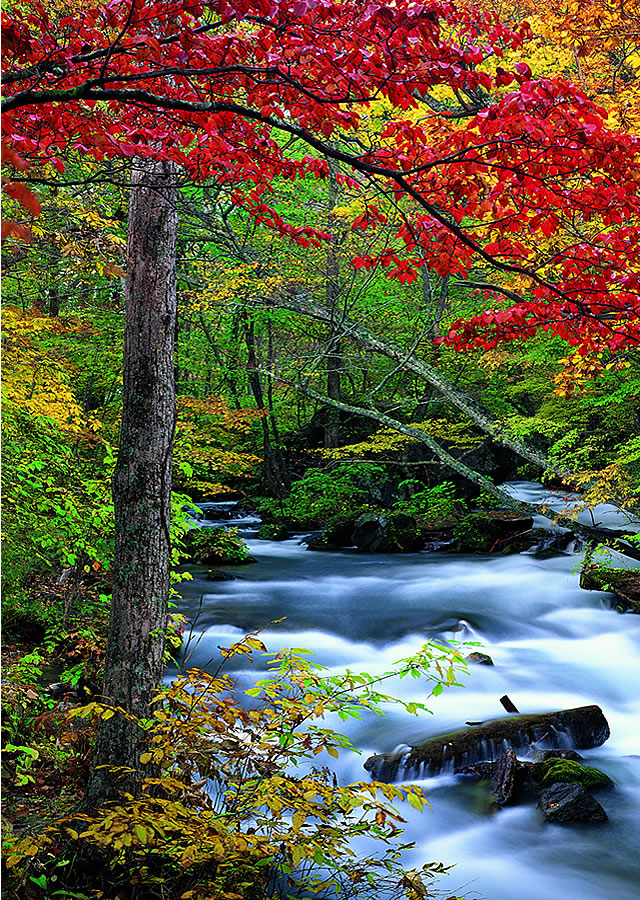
top-left (85, 157), bottom-right (178, 807)
top-left (324, 154), bottom-right (342, 448)
top-left (242, 311), bottom-right (290, 497)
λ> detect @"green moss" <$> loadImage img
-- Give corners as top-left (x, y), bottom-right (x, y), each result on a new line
top-left (531, 758), bottom-right (614, 790)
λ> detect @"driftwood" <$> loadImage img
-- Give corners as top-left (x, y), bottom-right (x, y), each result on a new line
top-left (363, 705), bottom-right (610, 782)
top-left (499, 694), bottom-right (520, 713)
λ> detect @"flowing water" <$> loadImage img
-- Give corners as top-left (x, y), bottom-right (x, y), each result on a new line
top-left (171, 483), bottom-right (640, 900)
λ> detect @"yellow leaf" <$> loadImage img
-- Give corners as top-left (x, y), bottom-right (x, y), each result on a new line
top-left (134, 825), bottom-right (148, 845)
top-left (245, 636), bottom-right (267, 652)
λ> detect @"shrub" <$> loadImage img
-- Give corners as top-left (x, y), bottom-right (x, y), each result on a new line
top-left (183, 526), bottom-right (253, 565)
top-left (394, 481), bottom-right (463, 523)
top-left (258, 461), bottom-right (387, 527)
top-left (3, 636), bottom-right (468, 900)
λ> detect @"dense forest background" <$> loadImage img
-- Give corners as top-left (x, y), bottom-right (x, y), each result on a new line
top-left (2, 0), bottom-right (640, 897)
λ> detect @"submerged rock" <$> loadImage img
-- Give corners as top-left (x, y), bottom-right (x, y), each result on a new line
top-left (538, 782), bottom-right (608, 824)
top-left (206, 569), bottom-right (237, 581)
top-left (364, 705), bottom-right (610, 782)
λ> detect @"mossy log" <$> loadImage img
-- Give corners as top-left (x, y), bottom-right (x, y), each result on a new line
top-left (363, 705), bottom-right (610, 782)
top-left (580, 564), bottom-right (640, 613)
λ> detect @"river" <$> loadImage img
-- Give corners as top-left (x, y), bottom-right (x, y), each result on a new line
top-left (170, 483), bottom-right (640, 900)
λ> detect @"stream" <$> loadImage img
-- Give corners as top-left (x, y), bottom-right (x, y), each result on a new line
top-left (169, 483), bottom-right (640, 900)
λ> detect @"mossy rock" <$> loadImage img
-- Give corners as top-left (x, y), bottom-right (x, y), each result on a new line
top-left (256, 523), bottom-right (289, 541)
top-left (531, 758), bottom-right (614, 790)
top-left (323, 507), bottom-right (374, 547)
top-left (352, 512), bottom-right (424, 553)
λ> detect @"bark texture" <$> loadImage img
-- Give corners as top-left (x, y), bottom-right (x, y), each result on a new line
top-left (85, 157), bottom-right (178, 806)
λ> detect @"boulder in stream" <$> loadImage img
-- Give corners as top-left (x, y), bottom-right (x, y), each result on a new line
top-left (538, 782), bottom-right (608, 824)
top-left (352, 512), bottom-right (425, 553)
top-left (206, 569), bottom-right (237, 581)
top-left (465, 651), bottom-right (494, 666)
top-left (363, 705), bottom-right (610, 782)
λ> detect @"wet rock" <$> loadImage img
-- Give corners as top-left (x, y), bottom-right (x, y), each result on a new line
top-left (538, 783), bottom-right (608, 824)
top-left (352, 513), bottom-right (389, 552)
top-left (538, 749), bottom-right (583, 761)
top-left (364, 705), bottom-right (610, 782)
top-left (465, 652), bottom-right (494, 666)
top-left (323, 511), bottom-right (364, 548)
top-left (529, 529), bottom-right (575, 559)
top-left (206, 569), bottom-right (237, 581)
top-left (531, 758), bottom-right (614, 790)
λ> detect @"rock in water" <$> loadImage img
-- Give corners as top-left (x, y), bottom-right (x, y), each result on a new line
top-left (206, 569), bottom-right (236, 581)
top-left (531, 758), bottom-right (614, 790)
top-left (538, 783), bottom-right (608, 824)
top-left (465, 652), bottom-right (494, 666)
top-left (364, 705), bottom-right (610, 782)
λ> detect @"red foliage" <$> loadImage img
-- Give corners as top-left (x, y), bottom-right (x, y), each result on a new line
top-left (2, 0), bottom-right (639, 353)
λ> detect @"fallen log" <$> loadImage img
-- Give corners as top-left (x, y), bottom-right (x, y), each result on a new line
top-left (580, 564), bottom-right (640, 614)
top-left (363, 705), bottom-right (610, 783)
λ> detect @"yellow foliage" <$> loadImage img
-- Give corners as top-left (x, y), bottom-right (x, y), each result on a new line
top-left (321, 418), bottom-right (483, 459)
top-left (1, 306), bottom-right (99, 436)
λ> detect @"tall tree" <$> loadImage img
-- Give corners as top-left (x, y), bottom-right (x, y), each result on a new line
top-left (85, 156), bottom-right (178, 805)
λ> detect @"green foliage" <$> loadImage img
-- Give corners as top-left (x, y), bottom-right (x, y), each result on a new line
top-left (259, 461), bottom-right (387, 527)
top-left (3, 636), bottom-right (468, 900)
top-left (450, 514), bottom-right (494, 553)
top-left (394, 481), bottom-right (463, 522)
top-left (1, 407), bottom-right (115, 583)
top-left (183, 525), bottom-right (252, 565)
top-left (256, 523), bottom-right (290, 541)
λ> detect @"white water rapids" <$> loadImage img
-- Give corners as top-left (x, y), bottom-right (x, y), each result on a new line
top-left (170, 483), bottom-right (640, 900)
